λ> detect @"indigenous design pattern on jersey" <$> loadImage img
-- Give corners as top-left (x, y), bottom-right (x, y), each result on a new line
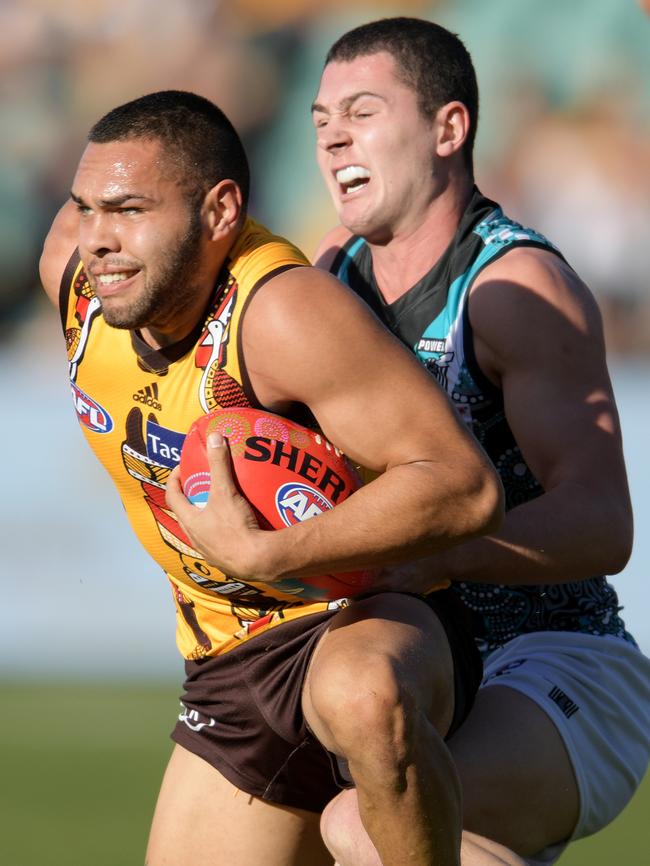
top-left (61, 218), bottom-right (344, 660)
top-left (331, 188), bottom-right (633, 656)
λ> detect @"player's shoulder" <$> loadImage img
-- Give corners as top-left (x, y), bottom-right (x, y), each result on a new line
top-left (227, 217), bottom-right (310, 289)
top-left (471, 244), bottom-right (604, 362)
top-left (313, 224), bottom-right (355, 271)
top-left (243, 251), bottom-right (375, 353)
top-left (475, 206), bottom-right (557, 251)
top-left (39, 201), bottom-right (79, 305)
top-left (476, 244), bottom-right (592, 308)
top-left (251, 254), bottom-right (355, 314)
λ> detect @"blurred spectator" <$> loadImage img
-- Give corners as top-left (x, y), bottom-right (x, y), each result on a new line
top-left (1, 0), bottom-right (648, 356)
top-left (494, 100), bottom-right (650, 355)
top-left (0, 0), bottom-right (291, 333)
top-left (0, 1), bottom-right (65, 332)
top-left (427, 0), bottom-right (650, 356)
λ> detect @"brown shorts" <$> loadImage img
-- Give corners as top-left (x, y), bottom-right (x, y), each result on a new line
top-left (171, 589), bottom-right (482, 812)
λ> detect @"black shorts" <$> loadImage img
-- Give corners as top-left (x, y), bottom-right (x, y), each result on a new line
top-left (171, 588), bottom-right (482, 812)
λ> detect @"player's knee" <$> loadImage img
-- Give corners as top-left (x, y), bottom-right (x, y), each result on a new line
top-left (312, 651), bottom-right (418, 771)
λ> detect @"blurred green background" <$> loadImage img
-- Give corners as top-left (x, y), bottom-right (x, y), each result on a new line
top-left (1, 681), bottom-right (648, 865)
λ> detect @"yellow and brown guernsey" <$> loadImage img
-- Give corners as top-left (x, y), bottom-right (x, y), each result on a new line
top-left (60, 218), bottom-right (345, 659)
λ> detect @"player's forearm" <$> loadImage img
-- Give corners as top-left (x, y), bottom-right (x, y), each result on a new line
top-left (249, 458), bottom-right (503, 584)
top-left (430, 480), bottom-right (633, 587)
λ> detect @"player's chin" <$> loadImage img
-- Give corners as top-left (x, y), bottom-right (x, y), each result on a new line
top-left (337, 201), bottom-right (369, 233)
top-left (99, 301), bottom-right (141, 330)
top-left (340, 208), bottom-right (383, 243)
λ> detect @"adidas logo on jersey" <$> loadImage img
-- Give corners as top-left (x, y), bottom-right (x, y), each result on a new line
top-left (133, 382), bottom-right (162, 410)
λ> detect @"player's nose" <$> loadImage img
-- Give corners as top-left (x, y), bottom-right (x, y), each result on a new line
top-left (80, 213), bottom-right (121, 256)
top-left (317, 117), bottom-right (352, 153)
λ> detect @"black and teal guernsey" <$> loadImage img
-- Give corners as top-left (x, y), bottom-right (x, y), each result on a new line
top-left (330, 188), bottom-right (634, 656)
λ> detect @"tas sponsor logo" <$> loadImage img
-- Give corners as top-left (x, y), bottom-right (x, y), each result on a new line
top-left (276, 482), bottom-right (333, 526)
top-left (133, 382), bottom-right (162, 410)
top-left (146, 419), bottom-right (185, 469)
top-left (71, 381), bottom-right (113, 434)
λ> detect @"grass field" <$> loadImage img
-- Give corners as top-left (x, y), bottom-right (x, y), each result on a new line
top-left (1, 681), bottom-right (647, 865)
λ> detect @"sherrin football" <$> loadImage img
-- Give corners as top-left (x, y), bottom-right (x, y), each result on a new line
top-left (179, 406), bottom-right (375, 601)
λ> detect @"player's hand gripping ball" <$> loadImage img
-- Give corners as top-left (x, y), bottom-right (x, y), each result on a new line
top-left (179, 407), bottom-right (375, 601)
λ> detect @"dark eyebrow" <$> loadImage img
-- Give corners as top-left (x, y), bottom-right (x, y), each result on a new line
top-left (70, 190), bottom-right (152, 207)
top-left (311, 90), bottom-right (385, 115)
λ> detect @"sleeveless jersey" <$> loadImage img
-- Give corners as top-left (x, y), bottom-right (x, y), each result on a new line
top-left (330, 188), bottom-right (634, 656)
top-left (60, 218), bottom-right (346, 660)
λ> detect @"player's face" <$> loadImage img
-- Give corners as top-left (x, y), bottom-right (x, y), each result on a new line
top-left (72, 138), bottom-right (206, 337)
top-left (313, 52), bottom-right (438, 242)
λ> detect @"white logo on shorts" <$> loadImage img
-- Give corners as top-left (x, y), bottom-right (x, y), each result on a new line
top-left (179, 706), bottom-right (216, 732)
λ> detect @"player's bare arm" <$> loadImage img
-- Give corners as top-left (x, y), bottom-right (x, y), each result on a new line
top-left (167, 263), bottom-right (504, 584)
top-left (380, 246), bottom-right (633, 592)
top-left (39, 200), bottom-right (79, 304)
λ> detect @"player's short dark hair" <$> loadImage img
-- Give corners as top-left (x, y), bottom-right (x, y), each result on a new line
top-left (88, 90), bottom-right (250, 210)
top-left (326, 17), bottom-right (479, 175)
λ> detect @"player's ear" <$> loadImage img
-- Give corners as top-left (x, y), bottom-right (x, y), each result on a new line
top-left (202, 179), bottom-right (243, 240)
top-left (435, 101), bottom-right (470, 159)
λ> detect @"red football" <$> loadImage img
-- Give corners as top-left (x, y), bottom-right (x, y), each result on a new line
top-left (179, 406), bottom-right (375, 601)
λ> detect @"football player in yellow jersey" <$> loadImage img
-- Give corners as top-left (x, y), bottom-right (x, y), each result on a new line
top-left (40, 90), bottom-right (504, 866)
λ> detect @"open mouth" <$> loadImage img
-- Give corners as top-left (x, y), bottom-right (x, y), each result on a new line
top-left (336, 165), bottom-right (371, 197)
top-left (93, 270), bottom-right (140, 295)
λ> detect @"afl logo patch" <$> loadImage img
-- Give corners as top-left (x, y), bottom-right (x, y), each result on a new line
top-left (276, 482), bottom-right (333, 527)
top-left (71, 381), bottom-right (113, 434)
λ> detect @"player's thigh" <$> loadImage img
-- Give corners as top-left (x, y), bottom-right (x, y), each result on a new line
top-left (448, 685), bottom-right (579, 856)
top-left (461, 831), bottom-right (527, 866)
top-left (303, 592), bottom-right (455, 748)
top-left (146, 744), bottom-right (333, 866)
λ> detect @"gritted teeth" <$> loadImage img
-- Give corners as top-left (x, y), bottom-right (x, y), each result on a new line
top-left (335, 165), bottom-right (371, 185)
top-left (336, 165), bottom-right (371, 196)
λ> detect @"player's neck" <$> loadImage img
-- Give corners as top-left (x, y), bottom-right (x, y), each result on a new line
top-left (369, 181), bottom-right (473, 305)
top-left (138, 274), bottom-right (221, 350)
top-left (138, 238), bottom-right (235, 349)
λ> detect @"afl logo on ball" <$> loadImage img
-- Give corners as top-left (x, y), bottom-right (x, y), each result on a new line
top-left (276, 482), bottom-right (333, 526)
top-left (183, 471), bottom-right (211, 508)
